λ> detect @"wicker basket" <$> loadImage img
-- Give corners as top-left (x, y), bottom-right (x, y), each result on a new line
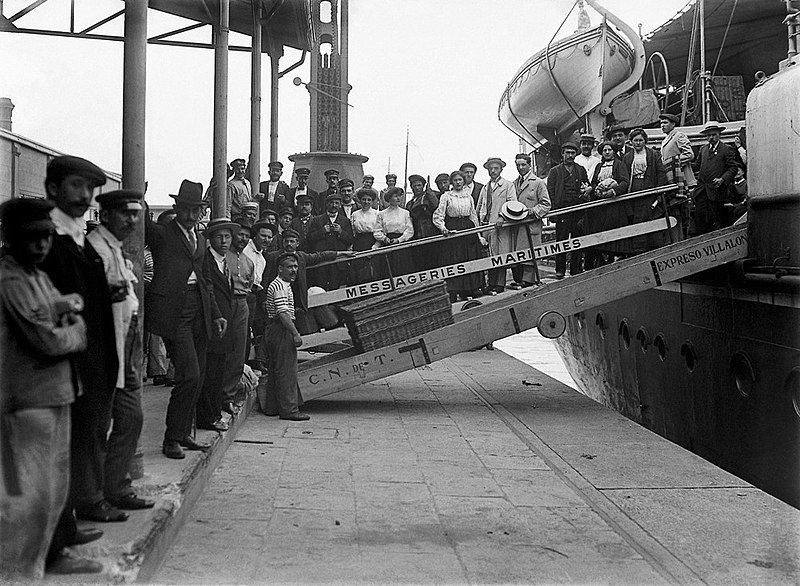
top-left (339, 280), bottom-right (454, 351)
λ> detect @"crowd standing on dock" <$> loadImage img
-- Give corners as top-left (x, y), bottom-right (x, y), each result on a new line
top-left (0, 115), bottom-right (748, 579)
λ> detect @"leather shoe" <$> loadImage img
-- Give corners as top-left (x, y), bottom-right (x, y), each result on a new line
top-left (68, 528), bottom-right (104, 545)
top-left (162, 440), bottom-right (185, 459)
top-left (76, 500), bottom-right (129, 523)
top-left (280, 412), bottom-right (311, 421)
top-left (179, 436), bottom-right (211, 451)
top-left (107, 493), bottom-right (155, 510)
top-left (47, 555), bottom-right (103, 575)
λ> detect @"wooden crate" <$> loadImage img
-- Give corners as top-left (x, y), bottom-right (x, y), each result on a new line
top-left (339, 280), bottom-right (454, 351)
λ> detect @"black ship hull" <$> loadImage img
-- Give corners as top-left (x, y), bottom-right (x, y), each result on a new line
top-left (553, 271), bottom-right (800, 508)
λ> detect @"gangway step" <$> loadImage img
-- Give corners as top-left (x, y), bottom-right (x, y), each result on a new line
top-left (298, 225), bottom-right (748, 401)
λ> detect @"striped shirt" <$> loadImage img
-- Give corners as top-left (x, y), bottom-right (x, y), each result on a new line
top-left (265, 276), bottom-right (294, 321)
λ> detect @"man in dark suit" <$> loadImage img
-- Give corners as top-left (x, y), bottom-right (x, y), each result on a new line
top-left (607, 125), bottom-right (633, 161)
top-left (287, 167), bottom-right (320, 214)
top-left (258, 161), bottom-right (291, 216)
top-left (40, 156), bottom-right (116, 574)
top-left (692, 122), bottom-right (739, 233)
top-left (460, 162), bottom-right (484, 207)
top-left (546, 142), bottom-right (592, 278)
top-left (144, 180), bottom-right (227, 459)
top-left (290, 193), bottom-right (315, 248)
top-left (305, 192), bottom-right (354, 291)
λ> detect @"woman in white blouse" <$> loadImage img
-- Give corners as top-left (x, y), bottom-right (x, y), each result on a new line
top-left (433, 170), bottom-right (484, 301)
top-left (374, 187), bottom-right (415, 278)
top-left (350, 188), bottom-right (380, 282)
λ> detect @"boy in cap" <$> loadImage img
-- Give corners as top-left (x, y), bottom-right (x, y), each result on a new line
top-left (278, 207), bottom-right (295, 236)
top-left (258, 161), bottom-right (291, 216)
top-left (476, 157), bottom-right (517, 293)
top-left (86, 190), bottom-right (154, 511)
top-left (0, 198), bottom-right (92, 579)
top-left (434, 173), bottom-right (451, 196)
top-left (226, 157), bottom-right (253, 219)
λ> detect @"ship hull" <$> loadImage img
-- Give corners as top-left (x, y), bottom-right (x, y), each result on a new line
top-left (553, 276), bottom-right (800, 508)
top-left (499, 25), bottom-right (634, 144)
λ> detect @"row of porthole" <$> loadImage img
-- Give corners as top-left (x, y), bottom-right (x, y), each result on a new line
top-left (594, 313), bottom-right (690, 367)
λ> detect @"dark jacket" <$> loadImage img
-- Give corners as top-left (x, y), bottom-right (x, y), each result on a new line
top-left (263, 249), bottom-right (337, 311)
top-left (588, 158), bottom-right (632, 233)
top-left (468, 181), bottom-right (484, 207)
top-left (290, 215), bottom-right (314, 249)
top-left (622, 147), bottom-right (667, 192)
top-left (694, 141), bottom-right (739, 202)
top-left (202, 250), bottom-right (243, 346)
top-left (406, 190), bottom-right (440, 239)
top-left (546, 163), bottom-right (590, 211)
top-left (40, 233), bottom-right (118, 399)
top-left (288, 187), bottom-right (320, 214)
top-left (144, 218), bottom-right (221, 340)
top-left (258, 180), bottom-right (291, 215)
top-left (305, 213), bottom-right (353, 290)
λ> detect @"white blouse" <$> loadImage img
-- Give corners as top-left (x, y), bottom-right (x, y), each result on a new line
top-left (351, 208), bottom-right (379, 234)
top-left (433, 188), bottom-right (479, 232)
top-left (631, 150), bottom-right (648, 178)
top-left (374, 206), bottom-right (414, 244)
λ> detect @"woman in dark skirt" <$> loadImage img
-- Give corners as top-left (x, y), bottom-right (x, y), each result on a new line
top-left (350, 188), bottom-right (379, 283)
top-left (623, 127), bottom-right (669, 254)
top-left (406, 174), bottom-right (440, 271)
top-left (433, 170), bottom-right (484, 301)
top-left (374, 187), bottom-right (415, 279)
top-left (586, 140), bottom-right (631, 268)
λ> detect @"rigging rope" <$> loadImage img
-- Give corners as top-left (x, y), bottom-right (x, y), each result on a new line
top-left (680, 1), bottom-right (700, 125)
top-left (544, 0), bottom-right (583, 122)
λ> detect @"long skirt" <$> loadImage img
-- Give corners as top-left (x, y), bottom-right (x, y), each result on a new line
top-left (441, 216), bottom-right (483, 293)
top-left (352, 231), bottom-right (376, 284)
top-left (375, 232), bottom-right (415, 279)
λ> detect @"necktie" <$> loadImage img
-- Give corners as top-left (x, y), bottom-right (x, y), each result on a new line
top-left (187, 228), bottom-right (196, 252)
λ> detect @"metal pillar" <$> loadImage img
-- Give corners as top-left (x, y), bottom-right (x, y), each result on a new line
top-left (249, 0), bottom-right (262, 194)
top-left (698, 0), bottom-right (712, 123)
top-left (212, 0), bottom-right (229, 219)
top-left (269, 43), bottom-right (281, 162)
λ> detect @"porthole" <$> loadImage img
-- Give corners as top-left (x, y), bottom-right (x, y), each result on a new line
top-left (595, 312), bottom-right (606, 338)
top-left (731, 352), bottom-right (756, 398)
top-left (680, 342), bottom-right (697, 373)
top-left (653, 334), bottom-right (667, 361)
top-left (618, 320), bottom-right (630, 349)
top-left (786, 367), bottom-right (800, 420)
top-left (636, 327), bottom-right (650, 353)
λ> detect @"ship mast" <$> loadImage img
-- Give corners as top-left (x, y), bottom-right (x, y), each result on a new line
top-left (698, 0), bottom-right (711, 123)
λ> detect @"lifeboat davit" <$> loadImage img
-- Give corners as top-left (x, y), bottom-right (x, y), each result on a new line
top-left (499, 0), bottom-right (645, 146)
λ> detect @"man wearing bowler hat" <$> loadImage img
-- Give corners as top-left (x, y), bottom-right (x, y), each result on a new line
top-left (476, 157), bottom-right (517, 293)
top-left (39, 156), bottom-right (125, 573)
top-left (145, 180), bottom-right (227, 459)
top-left (258, 161), bottom-right (291, 216)
top-left (693, 121), bottom-right (739, 233)
top-left (659, 113), bottom-right (696, 188)
top-left (86, 190), bottom-right (154, 511)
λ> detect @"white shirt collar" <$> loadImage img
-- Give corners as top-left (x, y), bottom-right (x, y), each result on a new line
top-left (50, 206), bottom-right (86, 248)
top-left (94, 224), bottom-right (122, 249)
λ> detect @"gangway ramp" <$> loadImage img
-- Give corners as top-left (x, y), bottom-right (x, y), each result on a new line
top-left (299, 224), bottom-right (748, 400)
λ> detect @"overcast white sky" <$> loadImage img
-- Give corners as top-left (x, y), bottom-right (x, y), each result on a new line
top-left (2, 0), bottom-right (688, 204)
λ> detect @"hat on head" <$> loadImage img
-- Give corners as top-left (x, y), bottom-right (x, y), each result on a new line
top-left (325, 192), bottom-right (343, 203)
top-left (295, 192), bottom-right (313, 203)
top-left (597, 140), bottom-right (615, 153)
top-left (205, 218), bottom-right (239, 236)
top-left (435, 173), bottom-right (450, 182)
top-left (96, 189), bottom-right (143, 211)
top-left (324, 169), bottom-right (340, 178)
top-left (157, 209), bottom-right (177, 224)
top-left (241, 201), bottom-right (259, 211)
top-left (268, 161), bottom-right (283, 170)
top-left (385, 173), bottom-right (397, 180)
top-left (659, 112), bottom-right (679, 124)
top-left (408, 174), bottom-right (425, 184)
top-left (384, 186), bottom-right (405, 203)
top-left (46, 155), bottom-right (107, 187)
top-left (459, 162), bottom-right (477, 172)
top-left (483, 157), bottom-right (506, 169)
top-left (356, 187), bottom-right (378, 201)
top-left (499, 201), bottom-right (528, 222)
top-left (170, 180), bottom-right (206, 207)
top-left (281, 228), bottom-right (301, 240)
top-left (362, 174), bottom-right (374, 181)
top-left (515, 153), bottom-right (531, 164)
top-left (279, 207), bottom-right (295, 218)
top-left (701, 121), bottom-right (726, 134)
top-left (561, 141), bottom-right (579, 152)
top-left (230, 158), bottom-right (246, 167)
top-left (294, 167), bottom-right (311, 176)
top-left (605, 124), bottom-right (627, 138)
top-left (251, 220), bottom-right (276, 234)
top-left (234, 217), bottom-right (253, 230)
top-left (338, 178), bottom-right (355, 189)
top-left (579, 133), bottom-right (597, 143)
top-left (277, 251), bottom-right (299, 266)
top-left (260, 208), bottom-right (278, 220)
top-left (0, 197), bottom-right (55, 238)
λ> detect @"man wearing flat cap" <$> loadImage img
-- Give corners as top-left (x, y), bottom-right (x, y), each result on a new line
top-left (476, 157), bottom-right (517, 293)
top-left (39, 156), bottom-right (129, 564)
top-left (258, 161), bottom-right (291, 216)
top-left (87, 190), bottom-right (153, 511)
top-left (338, 178), bottom-right (357, 219)
top-left (226, 158), bottom-right (253, 219)
top-left (659, 112), bottom-right (696, 188)
top-left (0, 198), bottom-right (92, 579)
top-left (460, 163), bottom-right (484, 208)
top-left (693, 122), bottom-right (739, 233)
top-left (319, 169), bottom-right (341, 210)
top-left (362, 174), bottom-right (375, 190)
top-left (288, 167), bottom-right (320, 215)
top-left (144, 180), bottom-right (227, 460)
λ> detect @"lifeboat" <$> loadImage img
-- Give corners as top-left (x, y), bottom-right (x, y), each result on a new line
top-left (499, 0), bottom-right (644, 146)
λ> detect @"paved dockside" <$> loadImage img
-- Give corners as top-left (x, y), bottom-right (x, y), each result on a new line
top-left (151, 348), bottom-right (799, 585)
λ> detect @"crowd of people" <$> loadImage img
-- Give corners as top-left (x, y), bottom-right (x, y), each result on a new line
top-left (0, 112), bottom-right (747, 579)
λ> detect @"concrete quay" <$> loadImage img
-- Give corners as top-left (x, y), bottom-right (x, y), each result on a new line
top-left (151, 348), bottom-right (799, 584)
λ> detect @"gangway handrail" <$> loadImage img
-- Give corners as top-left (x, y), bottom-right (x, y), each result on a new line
top-left (307, 184), bottom-right (680, 270)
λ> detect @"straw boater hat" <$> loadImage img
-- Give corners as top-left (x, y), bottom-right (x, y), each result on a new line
top-left (499, 201), bottom-right (528, 222)
top-left (241, 201), bottom-right (259, 212)
top-left (170, 180), bottom-right (205, 207)
top-left (205, 218), bottom-right (239, 236)
top-left (701, 121), bottom-right (726, 134)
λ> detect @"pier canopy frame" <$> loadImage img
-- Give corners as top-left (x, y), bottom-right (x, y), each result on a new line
top-left (0, 0), bottom-right (312, 53)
